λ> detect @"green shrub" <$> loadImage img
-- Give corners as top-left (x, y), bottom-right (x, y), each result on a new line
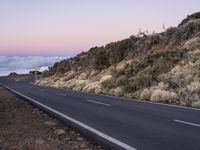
top-left (123, 48), bottom-right (187, 92)
top-left (130, 67), bottom-right (153, 90)
top-left (116, 75), bottom-right (128, 86)
top-left (191, 101), bottom-right (200, 108)
top-left (179, 12), bottom-right (200, 26)
top-left (102, 77), bottom-right (116, 89)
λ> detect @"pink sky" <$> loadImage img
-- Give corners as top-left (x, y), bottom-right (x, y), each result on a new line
top-left (0, 0), bottom-right (199, 56)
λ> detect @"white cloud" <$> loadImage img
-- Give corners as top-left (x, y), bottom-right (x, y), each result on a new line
top-left (0, 56), bottom-right (65, 76)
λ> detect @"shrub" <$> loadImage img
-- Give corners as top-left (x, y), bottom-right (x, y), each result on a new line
top-left (150, 89), bottom-right (178, 104)
top-left (191, 101), bottom-right (200, 108)
top-left (114, 87), bottom-right (125, 96)
top-left (63, 71), bottom-right (76, 82)
top-left (102, 77), bottom-right (116, 89)
top-left (111, 69), bottom-right (121, 78)
top-left (140, 88), bottom-right (151, 100)
top-left (130, 67), bottom-right (154, 90)
top-left (53, 77), bottom-right (60, 82)
top-left (187, 81), bottom-right (200, 92)
top-left (100, 75), bottom-right (112, 83)
top-left (116, 75), bottom-right (128, 86)
top-left (125, 82), bottom-right (138, 93)
top-left (78, 72), bottom-right (88, 80)
top-left (123, 64), bottom-right (133, 75)
top-left (179, 12), bottom-right (200, 26)
top-left (8, 72), bottom-right (18, 77)
top-left (184, 37), bottom-right (200, 50)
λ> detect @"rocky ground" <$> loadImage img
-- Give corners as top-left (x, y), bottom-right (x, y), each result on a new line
top-left (0, 86), bottom-right (102, 150)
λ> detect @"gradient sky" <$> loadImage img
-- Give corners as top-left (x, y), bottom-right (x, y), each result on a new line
top-left (0, 0), bottom-right (199, 56)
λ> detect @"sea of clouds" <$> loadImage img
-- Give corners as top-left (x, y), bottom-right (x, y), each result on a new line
top-left (0, 56), bottom-right (66, 76)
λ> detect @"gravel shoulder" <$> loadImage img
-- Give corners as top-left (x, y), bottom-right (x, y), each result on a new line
top-left (0, 86), bottom-right (102, 150)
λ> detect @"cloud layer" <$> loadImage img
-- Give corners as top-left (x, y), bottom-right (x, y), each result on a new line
top-left (0, 56), bottom-right (65, 76)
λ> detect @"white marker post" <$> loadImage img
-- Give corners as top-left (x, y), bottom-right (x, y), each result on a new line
top-left (35, 69), bottom-right (37, 81)
top-left (34, 67), bottom-right (40, 82)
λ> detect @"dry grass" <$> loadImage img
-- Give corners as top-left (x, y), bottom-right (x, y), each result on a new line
top-left (140, 88), bottom-right (151, 100)
top-left (191, 101), bottom-right (200, 108)
top-left (150, 89), bottom-right (178, 103)
top-left (100, 75), bottom-right (112, 83)
top-left (113, 87), bottom-right (125, 96)
top-left (187, 81), bottom-right (200, 92)
top-left (63, 71), bottom-right (76, 82)
top-left (37, 18), bottom-right (200, 109)
top-left (183, 37), bottom-right (200, 50)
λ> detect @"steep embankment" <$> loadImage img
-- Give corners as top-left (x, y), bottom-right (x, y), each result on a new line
top-left (38, 13), bottom-right (200, 108)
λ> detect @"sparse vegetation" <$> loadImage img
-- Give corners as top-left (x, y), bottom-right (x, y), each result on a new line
top-left (37, 12), bottom-right (200, 108)
top-left (8, 72), bottom-right (18, 77)
top-left (179, 12), bottom-right (200, 26)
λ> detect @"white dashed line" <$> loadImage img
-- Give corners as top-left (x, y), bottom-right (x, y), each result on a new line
top-left (174, 120), bottom-right (200, 128)
top-left (87, 99), bottom-right (111, 107)
top-left (56, 93), bottom-right (66, 96)
top-left (0, 83), bottom-right (137, 150)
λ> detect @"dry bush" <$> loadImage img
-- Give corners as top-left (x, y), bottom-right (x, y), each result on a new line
top-left (115, 60), bottom-right (127, 70)
top-left (100, 75), bottom-right (112, 83)
top-left (52, 77), bottom-right (60, 82)
top-left (150, 89), bottom-right (178, 104)
top-left (63, 71), bottom-right (76, 82)
top-left (90, 70), bottom-right (99, 77)
top-left (82, 82), bottom-right (102, 94)
top-left (102, 77), bottom-right (116, 89)
top-left (191, 101), bottom-right (200, 108)
top-left (37, 13), bottom-right (200, 109)
top-left (179, 90), bottom-right (197, 106)
top-left (78, 72), bottom-right (88, 80)
top-left (116, 75), bottom-right (128, 86)
top-left (184, 37), bottom-right (200, 50)
top-left (187, 81), bottom-right (200, 92)
top-left (113, 87), bottom-right (125, 97)
top-left (140, 88), bottom-right (151, 100)
top-left (187, 49), bottom-right (200, 63)
top-left (179, 12), bottom-right (200, 26)
top-left (139, 82), bottom-right (169, 101)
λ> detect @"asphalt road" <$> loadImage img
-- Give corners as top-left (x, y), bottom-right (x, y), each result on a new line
top-left (0, 76), bottom-right (200, 150)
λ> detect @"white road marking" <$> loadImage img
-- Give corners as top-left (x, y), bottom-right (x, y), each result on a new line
top-left (15, 76), bottom-right (28, 82)
top-left (65, 88), bottom-right (200, 112)
top-left (1, 83), bottom-right (137, 150)
top-left (87, 99), bottom-right (111, 107)
top-left (174, 120), bottom-right (200, 128)
top-left (56, 93), bottom-right (66, 96)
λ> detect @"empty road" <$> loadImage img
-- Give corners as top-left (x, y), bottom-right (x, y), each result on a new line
top-left (0, 76), bottom-right (200, 150)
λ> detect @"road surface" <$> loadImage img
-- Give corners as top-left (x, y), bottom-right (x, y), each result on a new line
top-left (0, 76), bottom-right (200, 150)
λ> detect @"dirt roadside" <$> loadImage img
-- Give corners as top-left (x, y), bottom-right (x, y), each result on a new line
top-left (0, 86), bottom-right (102, 150)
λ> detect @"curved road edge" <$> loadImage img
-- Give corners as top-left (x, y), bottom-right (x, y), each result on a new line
top-left (0, 82), bottom-right (137, 150)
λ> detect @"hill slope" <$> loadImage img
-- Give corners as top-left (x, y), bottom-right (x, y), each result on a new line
top-left (37, 13), bottom-right (200, 108)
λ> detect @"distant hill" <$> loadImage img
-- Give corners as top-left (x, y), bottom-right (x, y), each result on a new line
top-left (38, 12), bottom-right (200, 108)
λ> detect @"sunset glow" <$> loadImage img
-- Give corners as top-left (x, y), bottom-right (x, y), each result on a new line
top-left (0, 0), bottom-right (199, 56)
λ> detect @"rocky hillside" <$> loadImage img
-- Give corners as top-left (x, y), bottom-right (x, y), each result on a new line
top-left (37, 12), bottom-right (200, 108)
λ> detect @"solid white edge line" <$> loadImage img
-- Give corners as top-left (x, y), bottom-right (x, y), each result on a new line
top-left (87, 99), bottom-right (112, 107)
top-left (174, 120), bottom-right (200, 128)
top-left (0, 83), bottom-right (137, 150)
